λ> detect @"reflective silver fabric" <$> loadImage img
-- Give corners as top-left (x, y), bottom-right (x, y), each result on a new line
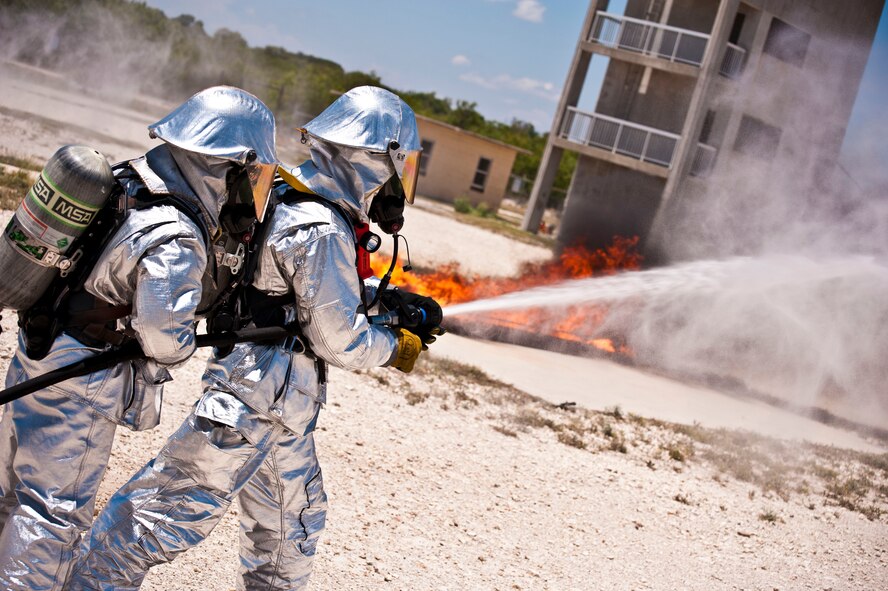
top-left (286, 86), bottom-right (422, 220)
top-left (149, 86), bottom-right (276, 168)
top-left (303, 86), bottom-right (420, 154)
top-left (149, 86), bottom-right (278, 222)
top-left (0, 203), bottom-right (207, 591)
top-left (70, 395), bottom-right (326, 591)
top-left (0, 376), bottom-right (117, 591)
top-left (0, 85), bottom-right (277, 589)
top-left (69, 188), bottom-right (399, 590)
top-left (284, 143), bottom-right (392, 223)
top-left (251, 196), bottom-right (398, 376)
top-left (85, 203), bottom-right (207, 367)
top-left (132, 144), bottom-right (230, 241)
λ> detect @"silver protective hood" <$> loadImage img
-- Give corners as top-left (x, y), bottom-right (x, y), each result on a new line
top-left (149, 86), bottom-right (278, 221)
top-left (283, 86), bottom-right (422, 221)
top-left (136, 145), bottom-right (227, 237)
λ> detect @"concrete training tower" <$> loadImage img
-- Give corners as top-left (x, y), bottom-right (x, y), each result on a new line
top-left (523, 0), bottom-right (884, 262)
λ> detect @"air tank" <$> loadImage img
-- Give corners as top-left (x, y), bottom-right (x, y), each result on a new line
top-left (0, 145), bottom-right (114, 310)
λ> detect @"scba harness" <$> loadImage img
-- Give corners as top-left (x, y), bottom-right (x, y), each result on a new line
top-left (18, 162), bottom-right (253, 360)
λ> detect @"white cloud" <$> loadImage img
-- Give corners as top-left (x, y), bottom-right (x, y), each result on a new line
top-left (451, 54), bottom-right (471, 66)
top-left (459, 72), bottom-right (559, 101)
top-left (513, 0), bottom-right (545, 23)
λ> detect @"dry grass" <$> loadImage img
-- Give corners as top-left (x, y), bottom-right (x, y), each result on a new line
top-left (758, 509), bottom-right (781, 523)
top-left (0, 168), bottom-right (32, 210)
top-left (405, 355), bottom-right (888, 522)
top-left (0, 153), bottom-right (42, 172)
top-left (0, 153), bottom-right (41, 209)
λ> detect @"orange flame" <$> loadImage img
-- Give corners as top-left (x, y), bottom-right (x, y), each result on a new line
top-left (371, 236), bottom-right (641, 357)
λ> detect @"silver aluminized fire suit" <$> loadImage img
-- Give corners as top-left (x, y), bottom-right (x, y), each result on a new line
top-left (0, 86), bottom-right (277, 591)
top-left (69, 86), bottom-right (424, 591)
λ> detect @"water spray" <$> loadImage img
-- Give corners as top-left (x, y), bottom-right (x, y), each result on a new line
top-left (435, 253), bottom-right (888, 430)
top-left (440, 254), bottom-right (885, 318)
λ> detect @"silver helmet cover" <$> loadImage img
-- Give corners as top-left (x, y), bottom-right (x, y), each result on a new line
top-left (289, 86), bottom-right (422, 216)
top-left (149, 86), bottom-right (278, 220)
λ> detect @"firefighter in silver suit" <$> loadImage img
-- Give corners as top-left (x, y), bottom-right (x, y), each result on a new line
top-left (69, 86), bottom-right (439, 591)
top-left (0, 86), bottom-right (278, 591)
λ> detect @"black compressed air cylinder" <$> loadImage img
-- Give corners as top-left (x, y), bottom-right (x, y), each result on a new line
top-left (0, 145), bottom-right (114, 310)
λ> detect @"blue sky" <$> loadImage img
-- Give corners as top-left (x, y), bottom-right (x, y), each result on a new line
top-left (144, 0), bottom-right (885, 178)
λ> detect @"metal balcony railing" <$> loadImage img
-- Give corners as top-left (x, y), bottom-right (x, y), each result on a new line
top-left (589, 11), bottom-right (746, 78)
top-left (690, 143), bottom-right (718, 177)
top-left (560, 107), bottom-right (680, 168)
top-left (590, 11), bottom-right (710, 66)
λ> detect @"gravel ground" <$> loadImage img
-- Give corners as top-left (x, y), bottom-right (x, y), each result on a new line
top-left (0, 63), bottom-right (886, 590)
top-left (2, 318), bottom-right (885, 591)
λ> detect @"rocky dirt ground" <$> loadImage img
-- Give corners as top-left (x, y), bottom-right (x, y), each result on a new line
top-left (0, 62), bottom-right (887, 590)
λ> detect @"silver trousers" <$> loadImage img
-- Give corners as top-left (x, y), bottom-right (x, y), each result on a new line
top-left (69, 394), bottom-right (327, 591)
top-left (0, 330), bottom-right (136, 591)
top-left (0, 387), bottom-right (118, 591)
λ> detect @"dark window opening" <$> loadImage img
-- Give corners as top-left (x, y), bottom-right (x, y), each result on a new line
top-left (470, 157), bottom-right (492, 192)
top-left (699, 110), bottom-right (715, 144)
top-left (734, 115), bottom-right (782, 161)
top-left (419, 139), bottom-right (434, 176)
top-left (763, 18), bottom-right (810, 68)
top-left (729, 13), bottom-right (746, 45)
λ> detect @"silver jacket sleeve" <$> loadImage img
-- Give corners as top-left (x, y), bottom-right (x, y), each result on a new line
top-left (254, 199), bottom-right (397, 369)
top-left (84, 204), bottom-right (208, 366)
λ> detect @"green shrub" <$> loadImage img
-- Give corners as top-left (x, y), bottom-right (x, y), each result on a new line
top-left (453, 197), bottom-right (472, 214)
top-left (474, 202), bottom-right (491, 217)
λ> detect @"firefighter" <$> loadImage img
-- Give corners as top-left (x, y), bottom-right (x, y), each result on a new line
top-left (0, 86), bottom-right (278, 591)
top-left (68, 86), bottom-right (443, 591)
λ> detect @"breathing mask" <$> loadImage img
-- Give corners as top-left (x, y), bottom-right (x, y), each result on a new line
top-left (369, 174), bottom-right (406, 234)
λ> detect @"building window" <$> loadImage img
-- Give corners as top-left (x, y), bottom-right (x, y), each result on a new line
top-left (729, 12), bottom-right (745, 45)
top-left (419, 139), bottom-right (434, 176)
top-left (470, 157), bottom-right (492, 192)
top-left (763, 18), bottom-right (810, 68)
top-left (733, 115), bottom-right (782, 160)
top-left (699, 109), bottom-right (716, 145)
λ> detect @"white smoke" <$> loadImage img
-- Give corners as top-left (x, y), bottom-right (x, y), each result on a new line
top-left (0, 8), bottom-right (178, 104)
top-left (631, 27), bottom-right (888, 429)
top-left (448, 27), bottom-right (888, 431)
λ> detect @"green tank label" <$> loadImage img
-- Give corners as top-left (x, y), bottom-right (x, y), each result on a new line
top-left (28, 171), bottom-right (101, 228)
top-left (5, 218), bottom-right (50, 263)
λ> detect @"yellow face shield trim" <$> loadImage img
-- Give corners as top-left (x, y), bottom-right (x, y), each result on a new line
top-left (277, 165), bottom-right (315, 195)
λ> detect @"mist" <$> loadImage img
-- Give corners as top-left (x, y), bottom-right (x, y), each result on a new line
top-left (0, 2), bottom-right (315, 124)
top-left (637, 28), bottom-right (888, 427)
top-left (452, 25), bottom-right (888, 429)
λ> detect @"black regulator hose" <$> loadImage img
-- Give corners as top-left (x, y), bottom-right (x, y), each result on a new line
top-left (368, 233), bottom-right (416, 312)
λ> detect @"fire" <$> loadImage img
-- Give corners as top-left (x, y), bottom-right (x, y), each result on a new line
top-left (371, 236), bottom-right (641, 357)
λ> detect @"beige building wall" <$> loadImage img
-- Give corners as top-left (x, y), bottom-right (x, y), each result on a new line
top-left (415, 116), bottom-right (525, 209)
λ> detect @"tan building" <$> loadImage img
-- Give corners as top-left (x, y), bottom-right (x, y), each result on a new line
top-left (524, 0), bottom-right (884, 262)
top-left (415, 114), bottom-right (529, 210)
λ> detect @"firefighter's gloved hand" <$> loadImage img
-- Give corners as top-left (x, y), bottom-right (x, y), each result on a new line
top-left (419, 326), bottom-right (445, 351)
top-left (391, 328), bottom-right (422, 373)
top-left (380, 288), bottom-right (444, 347)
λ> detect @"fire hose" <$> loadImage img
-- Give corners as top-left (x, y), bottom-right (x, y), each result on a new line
top-left (0, 325), bottom-right (303, 407)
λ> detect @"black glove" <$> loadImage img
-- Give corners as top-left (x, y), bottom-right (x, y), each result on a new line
top-left (379, 288), bottom-right (444, 348)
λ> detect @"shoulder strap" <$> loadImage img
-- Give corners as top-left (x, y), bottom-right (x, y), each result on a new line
top-left (277, 188), bottom-right (357, 241)
top-left (19, 162), bottom-right (218, 357)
